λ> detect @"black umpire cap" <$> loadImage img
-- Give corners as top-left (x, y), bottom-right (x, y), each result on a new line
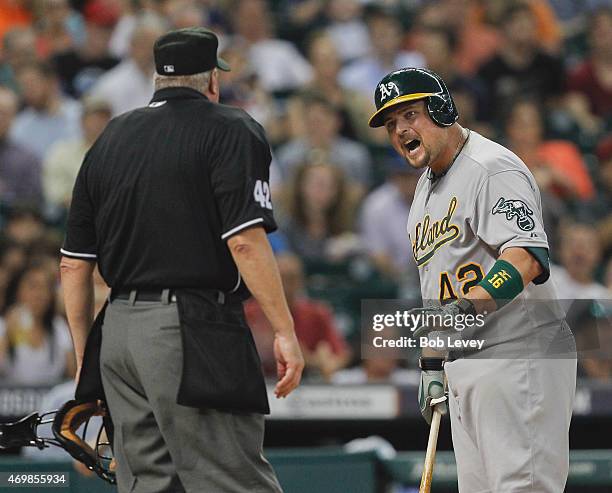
top-left (154, 27), bottom-right (231, 76)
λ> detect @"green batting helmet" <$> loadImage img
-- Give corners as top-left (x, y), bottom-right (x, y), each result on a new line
top-left (368, 68), bottom-right (458, 128)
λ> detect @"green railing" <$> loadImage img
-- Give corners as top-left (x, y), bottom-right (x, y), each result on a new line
top-left (383, 450), bottom-right (612, 488)
top-left (2, 449), bottom-right (612, 492)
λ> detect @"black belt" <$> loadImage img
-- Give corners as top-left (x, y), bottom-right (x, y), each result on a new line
top-left (110, 288), bottom-right (227, 304)
top-left (110, 288), bottom-right (175, 303)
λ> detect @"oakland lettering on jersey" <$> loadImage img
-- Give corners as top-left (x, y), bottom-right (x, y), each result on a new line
top-left (412, 196), bottom-right (460, 266)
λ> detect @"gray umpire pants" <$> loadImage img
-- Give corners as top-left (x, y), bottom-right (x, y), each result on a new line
top-left (100, 297), bottom-right (283, 493)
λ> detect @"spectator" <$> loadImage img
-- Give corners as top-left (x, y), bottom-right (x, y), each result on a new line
top-left (415, 25), bottom-right (489, 126)
top-left (3, 206), bottom-right (46, 247)
top-left (339, 6), bottom-right (425, 98)
top-left (10, 61), bottom-right (82, 161)
top-left (0, 238), bottom-right (27, 276)
top-left (324, 0), bottom-right (371, 64)
top-left (107, 0), bottom-right (138, 59)
top-left (586, 135), bottom-right (612, 259)
top-left (0, 0), bottom-right (32, 43)
top-left (166, 1), bottom-right (208, 29)
top-left (43, 98), bottom-right (112, 211)
top-left (286, 32), bottom-right (376, 144)
top-left (548, 0), bottom-right (610, 24)
top-left (35, 0), bottom-right (85, 58)
top-left (27, 235), bottom-right (62, 276)
top-left (477, 2), bottom-right (564, 122)
top-left (279, 0), bottom-right (327, 50)
top-left (467, 0), bottom-right (562, 54)
top-left (218, 40), bottom-right (281, 142)
top-left (412, 0), bottom-right (498, 77)
top-left (504, 98), bottom-right (595, 202)
top-left (0, 261), bottom-right (74, 386)
top-left (552, 222), bottom-right (610, 300)
top-left (276, 94), bottom-right (372, 187)
top-left (279, 162), bottom-right (361, 263)
top-left (53, 0), bottom-right (120, 98)
top-left (0, 86), bottom-right (43, 207)
top-left (565, 7), bottom-right (612, 127)
top-left (87, 14), bottom-right (165, 116)
top-left (266, 230), bottom-right (291, 255)
top-left (245, 253), bottom-right (350, 381)
top-left (451, 86), bottom-right (496, 139)
top-left (0, 27), bottom-right (37, 92)
top-left (0, 238), bottom-right (27, 312)
top-left (359, 158), bottom-right (422, 282)
top-left (231, 0), bottom-right (313, 93)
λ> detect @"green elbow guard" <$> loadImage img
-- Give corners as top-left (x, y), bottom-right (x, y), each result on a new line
top-left (477, 259), bottom-right (524, 308)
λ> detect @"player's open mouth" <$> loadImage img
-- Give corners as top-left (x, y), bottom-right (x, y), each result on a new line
top-left (405, 139), bottom-right (421, 155)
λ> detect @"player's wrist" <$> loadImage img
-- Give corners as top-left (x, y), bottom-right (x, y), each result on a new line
top-left (421, 346), bottom-right (448, 359)
top-left (419, 357), bottom-right (445, 371)
top-left (448, 298), bottom-right (476, 316)
top-left (464, 287), bottom-right (497, 314)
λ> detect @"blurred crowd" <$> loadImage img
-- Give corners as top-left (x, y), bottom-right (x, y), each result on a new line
top-left (0, 0), bottom-right (611, 389)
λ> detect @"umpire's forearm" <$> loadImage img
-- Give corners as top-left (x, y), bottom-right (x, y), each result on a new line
top-left (227, 227), bottom-right (294, 335)
top-left (60, 257), bottom-right (95, 367)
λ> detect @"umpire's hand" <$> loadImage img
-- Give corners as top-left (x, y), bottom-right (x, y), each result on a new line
top-left (273, 332), bottom-right (304, 398)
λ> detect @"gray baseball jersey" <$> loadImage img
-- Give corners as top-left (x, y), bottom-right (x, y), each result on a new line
top-left (407, 130), bottom-right (576, 492)
top-left (407, 130), bottom-right (571, 357)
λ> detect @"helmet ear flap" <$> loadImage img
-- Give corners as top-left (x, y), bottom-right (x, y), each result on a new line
top-left (426, 94), bottom-right (458, 127)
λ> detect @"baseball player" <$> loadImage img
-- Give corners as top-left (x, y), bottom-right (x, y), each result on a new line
top-left (369, 68), bottom-right (577, 492)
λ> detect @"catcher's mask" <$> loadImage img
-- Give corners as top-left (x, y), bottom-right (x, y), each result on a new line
top-left (0, 400), bottom-right (116, 484)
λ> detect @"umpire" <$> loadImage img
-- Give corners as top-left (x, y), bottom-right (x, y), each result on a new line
top-left (60, 27), bottom-right (304, 493)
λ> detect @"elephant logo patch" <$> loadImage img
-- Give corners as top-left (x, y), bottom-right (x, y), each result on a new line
top-left (491, 197), bottom-right (535, 231)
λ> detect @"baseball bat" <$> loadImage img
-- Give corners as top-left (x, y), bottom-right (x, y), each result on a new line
top-left (420, 371), bottom-right (447, 493)
top-left (419, 406), bottom-right (442, 493)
